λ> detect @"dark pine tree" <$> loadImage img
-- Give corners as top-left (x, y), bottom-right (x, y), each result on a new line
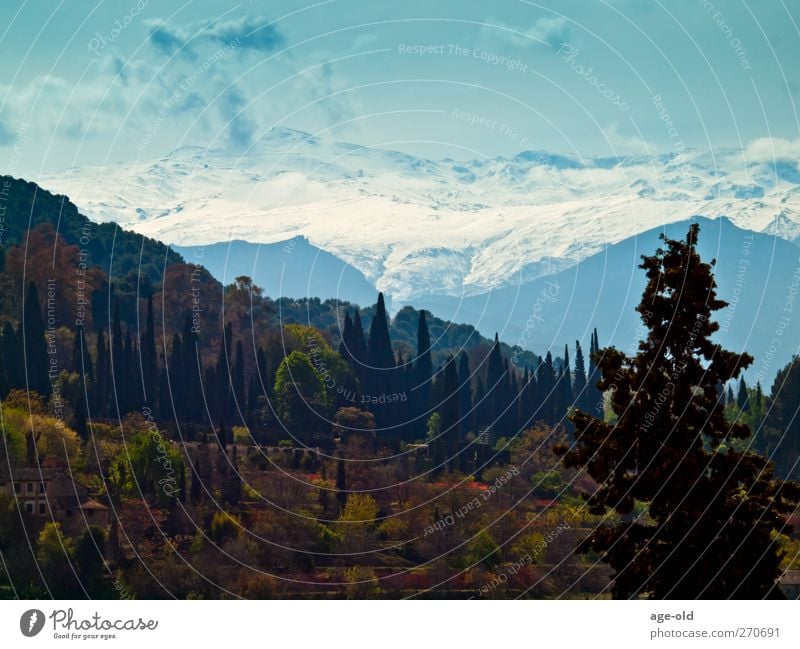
top-left (559, 224), bottom-right (800, 599)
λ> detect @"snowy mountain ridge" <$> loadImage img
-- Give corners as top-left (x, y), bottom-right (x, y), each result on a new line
top-left (41, 127), bottom-right (800, 301)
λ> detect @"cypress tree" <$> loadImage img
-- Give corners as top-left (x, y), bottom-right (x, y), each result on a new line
top-left (142, 291), bottom-right (157, 405)
top-left (23, 282), bottom-right (50, 397)
top-left (0, 322), bottom-right (20, 394)
top-left (367, 293), bottom-right (394, 369)
top-left (573, 340), bottom-right (588, 411)
top-left (94, 329), bottom-right (108, 416)
top-left (233, 339), bottom-right (246, 418)
top-left (110, 297), bottom-right (126, 411)
top-left (537, 351), bottom-right (556, 424)
top-left (338, 311), bottom-right (353, 362)
top-left (726, 384), bottom-right (735, 407)
top-left (559, 223), bottom-right (800, 599)
top-left (737, 376), bottom-right (749, 412)
top-left (414, 310), bottom-right (433, 439)
top-left (457, 351), bottom-right (472, 438)
top-left (439, 355), bottom-right (460, 449)
top-left (169, 332), bottom-right (184, 419)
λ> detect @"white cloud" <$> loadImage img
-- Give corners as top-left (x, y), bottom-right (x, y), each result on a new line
top-left (745, 137), bottom-right (800, 162)
top-left (481, 16), bottom-right (570, 51)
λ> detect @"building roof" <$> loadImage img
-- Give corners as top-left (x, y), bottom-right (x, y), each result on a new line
top-left (779, 570), bottom-right (800, 585)
top-left (0, 467), bottom-right (62, 482)
top-left (79, 499), bottom-right (108, 511)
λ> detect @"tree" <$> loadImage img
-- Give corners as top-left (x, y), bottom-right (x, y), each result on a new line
top-left (737, 376), bottom-right (749, 412)
top-left (274, 350), bottom-right (328, 441)
top-left (23, 282), bottom-right (50, 397)
top-left (457, 351), bottom-right (473, 438)
top-left (142, 291), bottom-right (157, 405)
top-left (413, 310), bottom-right (433, 438)
top-left (559, 224), bottom-right (800, 599)
top-left (762, 357), bottom-right (800, 480)
top-left (573, 340), bottom-right (588, 411)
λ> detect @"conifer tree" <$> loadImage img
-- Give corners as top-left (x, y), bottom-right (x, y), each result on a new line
top-left (23, 282), bottom-right (50, 397)
top-left (537, 351), bottom-right (556, 424)
top-left (457, 351), bottom-right (472, 438)
top-left (414, 310), bottom-right (433, 438)
top-left (737, 376), bottom-right (749, 412)
top-left (94, 329), bottom-right (108, 415)
top-left (439, 355), bottom-right (460, 449)
top-left (559, 224), bottom-right (800, 598)
top-left (573, 340), bottom-right (588, 411)
top-left (142, 291), bottom-right (157, 405)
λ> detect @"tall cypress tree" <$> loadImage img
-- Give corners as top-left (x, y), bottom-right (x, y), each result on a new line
top-left (439, 355), bottom-right (460, 450)
top-left (367, 293), bottom-right (394, 369)
top-left (559, 224), bottom-right (800, 599)
top-left (338, 311), bottom-right (353, 362)
top-left (573, 340), bottom-right (588, 412)
top-left (537, 351), bottom-right (556, 425)
top-left (110, 297), bottom-right (124, 411)
top-left (142, 291), bottom-right (157, 405)
top-left (457, 351), bottom-right (472, 439)
top-left (0, 322), bottom-right (20, 394)
top-left (23, 282), bottom-right (50, 397)
top-left (94, 328), bottom-right (108, 416)
top-left (737, 376), bottom-right (749, 412)
top-left (233, 339), bottom-right (246, 419)
top-left (414, 310), bottom-right (433, 439)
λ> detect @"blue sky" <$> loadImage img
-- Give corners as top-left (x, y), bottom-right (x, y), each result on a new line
top-left (0, 0), bottom-right (798, 175)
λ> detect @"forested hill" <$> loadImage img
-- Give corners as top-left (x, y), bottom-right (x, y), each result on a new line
top-left (0, 175), bottom-right (537, 369)
top-left (0, 174), bottom-right (183, 283)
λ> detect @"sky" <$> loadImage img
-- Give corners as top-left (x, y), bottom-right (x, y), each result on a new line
top-left (0, 0), bottom-right (798, 176)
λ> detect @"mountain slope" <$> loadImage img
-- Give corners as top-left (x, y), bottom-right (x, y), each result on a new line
top-left (40, 128), bottom-right (800, 302)
top-left (173, 237), bottom-right (380, 308)
top-left (411, 216), bottom-right (799, 383)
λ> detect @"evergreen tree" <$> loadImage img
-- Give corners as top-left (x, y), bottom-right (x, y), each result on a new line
top-left (559, 224), bottom-right (800, 598)
top-left (726, 384), bottom-right (735, 407)
top-left (0, 322), bottom-right (20, 394)
top-left (573, 340), bottom-right (588, 411)
top-left (94, 329), bottom-right (108, 416)
top-left (142, 291), bottom-right (157, 405)
top-left (23, 282), bottom-right (50, 397)
top-left (367, 293), bottom-right (394, 369)
top-left (110, 297), bottom-right (127, 412)
top-left (351, 310), bottom-right (367, 381)
top-left (586, 328), bottom-right (603, 416)
top-left (439, 355), bottom-right (460, 450)
top-left (537, 351), bottom-right (556, 424)
top-left (457, 351), bottom-right (472, 438)
top-left (737, 376), bottom-right (749, 412)
top-left (413, 310), bottom-right (433, 439)
top-left (763, 357), bottom-right (800, 480)
top-left (338, 311), bottom-right (353, 362)
top-left (233, 339), bottom-right (246, 419)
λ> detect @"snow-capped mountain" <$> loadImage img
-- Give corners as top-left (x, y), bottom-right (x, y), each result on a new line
top-left (41, 127), bottom-right (800, 302)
